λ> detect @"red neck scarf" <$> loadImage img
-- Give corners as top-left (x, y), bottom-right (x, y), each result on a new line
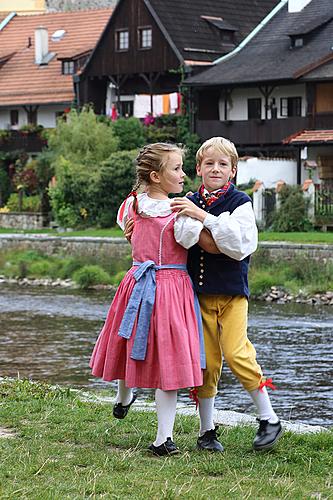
top-left (199, 182), bottom-right (231, 206)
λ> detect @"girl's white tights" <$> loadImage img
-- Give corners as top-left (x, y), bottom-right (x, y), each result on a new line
top-left (154, 389), bottom-right (177, 446)
top-left (115, 379), bottom-right (133, 406)
top-left (248, 387), bottom-right (279, 423)
top-left (198, 396), bottom-right (215, 435)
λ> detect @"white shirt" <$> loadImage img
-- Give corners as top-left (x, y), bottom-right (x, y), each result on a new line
top-left (117, 193), bottom-right (203, 249)
top-left (202, 201), bottom-right (258, 261)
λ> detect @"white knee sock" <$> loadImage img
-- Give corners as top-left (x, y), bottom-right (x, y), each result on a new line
top-left (198, 397), bottom-right (215, 436)
top-left (248, 387), bottom-right (279, 423)
top-left (154, 389), bottom-right (177, 446)
top-left (115, 379), bottom-right (133, 406)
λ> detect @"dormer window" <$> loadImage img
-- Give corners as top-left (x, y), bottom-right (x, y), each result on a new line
top-left (138, 26), bottom-right (152, 49)
top-left (293, 37), bottom-right (303, 48)
top-left (116, 29), bottom-right (129, 51)
top-left (62, 60), bottom-right (75, 75)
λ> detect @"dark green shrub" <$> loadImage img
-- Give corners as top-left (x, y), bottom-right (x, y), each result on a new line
top-left (271, 185), bottom-right (313, 232)
top-left (0, 168), bottom-right (11, 206)
top-left (72, 265), bottom-right (111, 289)
top-left (95, 150), bottom-right (137, 227)
top-left (112, 117), bottom-right (145, 150)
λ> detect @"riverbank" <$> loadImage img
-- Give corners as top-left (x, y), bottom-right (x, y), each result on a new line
top-left (0, 378), bottom-right (332, 499)
top-left (1, 276), bottom-right (332, 305)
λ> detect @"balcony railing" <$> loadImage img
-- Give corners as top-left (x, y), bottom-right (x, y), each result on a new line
top-left (0, 130), bottom-right (46, 153)
top-left (196, 116), bottom-right (310, 146)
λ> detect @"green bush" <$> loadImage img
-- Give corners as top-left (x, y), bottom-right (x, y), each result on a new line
top-left (271, 185), bottom-right (313, 232)
top-left (59, 258), bottom-right (83, 279)
top-left (72, 265), bottom-right (111, 289)
top-left (112, 117), bottom-right (145, 150)
top-left (5, 193), bottom-right (41, 212)
top-left (110, 270), bottom-right (127, 286)
top-left (95, 150), bottom-right (137, 227)
top-left (0, 168), bottom-right (11, 206)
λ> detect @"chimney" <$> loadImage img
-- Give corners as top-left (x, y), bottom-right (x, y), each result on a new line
top-left (288, 0), bottom-right (312, 13)
top-left (35, 27), bottom-right (48, 65)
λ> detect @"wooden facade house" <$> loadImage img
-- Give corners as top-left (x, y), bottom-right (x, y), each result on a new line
top-left (77, 0), bottom-right (281, 117)
top-left (185, 0), bottom-right (333, 162)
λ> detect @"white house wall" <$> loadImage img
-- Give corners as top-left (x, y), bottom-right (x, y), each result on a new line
top-left (219, 83), bottom-right (307, 121)
top-left (0, 104), bottom-right (68, 129)
top-left (237, 157), bottom-right (298, 188)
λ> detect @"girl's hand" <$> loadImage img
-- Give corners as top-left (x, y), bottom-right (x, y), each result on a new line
top-left (124, 217), bottom-right (134, 242)
top-left (170, 197), bottom-right (207, 222)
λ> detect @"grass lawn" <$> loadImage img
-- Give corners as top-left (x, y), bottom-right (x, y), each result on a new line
top-left (259, 231), bottom-right (333, 244)
top-left (0, 379), bottom-right (332, 499)
top-left (0, 227), bottom-right (333, 243)
top-left (0, 227), bottom-right (124, 238)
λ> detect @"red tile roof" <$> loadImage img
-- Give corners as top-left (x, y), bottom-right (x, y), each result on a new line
top-left (283, 129), bottom-right (333, 144)
top-left (0, 9), bottom-right (112, 106)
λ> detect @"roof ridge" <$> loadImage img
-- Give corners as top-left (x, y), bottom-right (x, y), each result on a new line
top-left (16, 7), bottom-right (112, 18)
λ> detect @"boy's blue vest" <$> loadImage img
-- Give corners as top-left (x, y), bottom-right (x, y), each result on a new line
top-left (187, 184), bottom-right (252, 298)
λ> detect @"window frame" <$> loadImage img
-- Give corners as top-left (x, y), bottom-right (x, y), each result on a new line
top-left (62, 60), bottom-right (75, 75)
top-left (138, 25), bottom-right (152, 50)
top-left (280, 96), bottom-right (302, 117)
top-left (247, 97), bottom-right (262, 120)
top-left (115, 29), bottom-right (129, 52)
top-left (10, 109), bottom-right (19, 127)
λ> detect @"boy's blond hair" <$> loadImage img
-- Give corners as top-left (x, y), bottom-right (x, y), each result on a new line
top-left (196, 137), bottom-right (238, 169)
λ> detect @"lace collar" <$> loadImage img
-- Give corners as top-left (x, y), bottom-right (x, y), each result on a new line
top-left (136, 192), bottom-right (173, 217)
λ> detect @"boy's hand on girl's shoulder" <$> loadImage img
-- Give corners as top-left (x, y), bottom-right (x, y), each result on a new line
top-left (124, 217), bottom-right (134, 242)
top-left (170, 197), bottom-right (207, 223)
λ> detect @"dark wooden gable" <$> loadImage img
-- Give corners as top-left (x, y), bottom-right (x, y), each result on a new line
top-left (85, 0), bottom-right (180, 78)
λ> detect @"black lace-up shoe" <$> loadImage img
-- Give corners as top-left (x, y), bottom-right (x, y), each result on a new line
top-left (253, 419), bottom-right (283, 451)
top-left (148, 437), bottom-right (180, 457)
top-left (113, 394), bottom-right (137, 419)
top-left (197, 426), bottom-right (224, 452)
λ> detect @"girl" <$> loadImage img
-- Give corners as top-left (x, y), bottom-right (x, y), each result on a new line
top-left (90, 143), bottom-right (208, 456)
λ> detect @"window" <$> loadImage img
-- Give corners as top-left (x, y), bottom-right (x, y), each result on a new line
top-left (294, 37), bottom-right (303, 47)
top-left (247, 98), bottom-right (262, 119)
top-left (116, 29), bottom-right (129, 51)
top-left (62, 60), bottom-right (75, 75)
top-left (280, 97), bottom-right (302, 117)
top-left (138, 27), bottom-right (152, 49)
top-left (10, 109), bottom-right (19, 127)
top-left (120, 100), bottom-right (134, 117)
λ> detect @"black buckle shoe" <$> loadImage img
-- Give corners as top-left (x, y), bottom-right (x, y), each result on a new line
top-left (253, 419), bottom-right (282, 451)
top-left (197, 426), bottom-right (224, 452)
top-left (148, 437), bottom-right (180, 457)
top-left (113, 394), bottom-right (137, 419)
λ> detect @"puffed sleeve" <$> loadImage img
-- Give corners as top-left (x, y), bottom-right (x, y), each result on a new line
top-left (117, 196), bottom-right (134, 230)
top-left (202, 201), bottom-right (258, 260)
top-left (174, 215), bottom-right (204, 249)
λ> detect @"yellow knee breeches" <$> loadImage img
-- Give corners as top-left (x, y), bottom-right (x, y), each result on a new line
top-left (197, 294), bottom-right (264, 398)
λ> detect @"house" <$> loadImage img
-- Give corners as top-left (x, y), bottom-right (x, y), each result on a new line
top-left (77, 0), bottom-right (281, 118)
top-left (184, 0), bottom-right (333, 192)
top-left (0, 8), bottom-right (112, 133)
top-left (0, 0), bottom-right (46, 15)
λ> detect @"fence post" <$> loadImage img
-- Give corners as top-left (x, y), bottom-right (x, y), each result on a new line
top-left (302, 179), bottom-right (315, 222)
top-left (252, 180), bottom-right (265, 229)
top-left (275, 180), bottom-right (286, 211)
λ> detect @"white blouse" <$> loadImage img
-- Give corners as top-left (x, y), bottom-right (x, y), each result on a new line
top-left (117, 193), bottom-right (203, 249)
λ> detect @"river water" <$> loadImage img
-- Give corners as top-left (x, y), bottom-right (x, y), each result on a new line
top-left (0, 285), bottom-right (332, 428)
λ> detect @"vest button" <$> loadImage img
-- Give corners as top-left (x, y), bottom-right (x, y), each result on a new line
top-left (199, 275), bottom-right (203, 279)
top-left (200, 256), bottom-right (204, 260)
top-left (199, 281), bottom-right (203, 286)
top-left (202, 204), bottom-right (206, 208)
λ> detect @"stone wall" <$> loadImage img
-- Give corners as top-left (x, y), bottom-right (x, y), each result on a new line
top-left (259, 241), bottom-right (333, 262)
top-left (0, 234), bottom-right (131, 260)
top-left (0, 213), bottom-right (48, 230)
top-left (0, 234), bottom-right (332, 262)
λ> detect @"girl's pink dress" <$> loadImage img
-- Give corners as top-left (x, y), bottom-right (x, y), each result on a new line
top-left (90, 210), bottom-right (203, 390)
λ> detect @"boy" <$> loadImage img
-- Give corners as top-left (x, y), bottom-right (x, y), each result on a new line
top-left (170, 137), bottom-right (282, 452)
